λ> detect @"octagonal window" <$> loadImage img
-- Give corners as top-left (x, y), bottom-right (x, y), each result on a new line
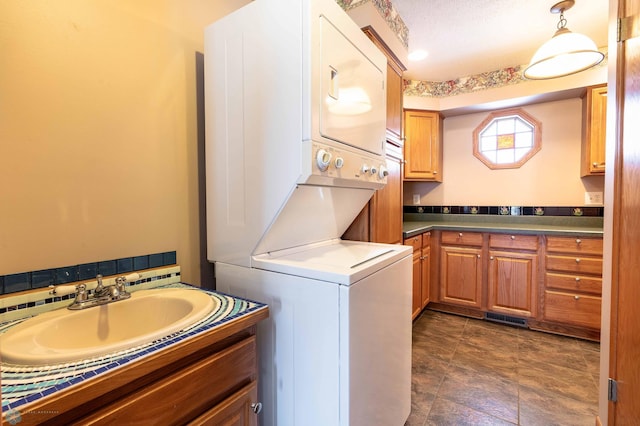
top-left (473, 108), bottom-right (542, 169)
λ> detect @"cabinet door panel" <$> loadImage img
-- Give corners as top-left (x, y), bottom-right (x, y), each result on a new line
top-left (404, 110), bottom-right (442, 181)
top-left (440, 246), bottom-right (482, 308)
top-left (411, 250), bottom-right (422, 319)
top-left (581, 84), bottom-right (607, 176)
top-left (370, 151), bottom-right (402, 244)
top-left (488, 251), bottom-right (537, 317)
top-left (421, 246), bottom-right (431, 308)
top-left (77, 337), bottom-right (257, 425)
top-left (191, 382), bottom-right (258, 426)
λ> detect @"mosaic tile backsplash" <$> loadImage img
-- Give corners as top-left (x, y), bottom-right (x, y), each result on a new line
top-left (0, 251), bottom-right (177, 295)
top-left (404, 205), bottom-right (604, 217)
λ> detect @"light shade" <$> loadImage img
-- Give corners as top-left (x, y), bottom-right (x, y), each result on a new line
top-left (524, 27), bottom-right (605, 80)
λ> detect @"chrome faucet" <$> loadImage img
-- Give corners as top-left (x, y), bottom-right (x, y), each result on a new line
top-left (49, 273), bottom-right (139, 310)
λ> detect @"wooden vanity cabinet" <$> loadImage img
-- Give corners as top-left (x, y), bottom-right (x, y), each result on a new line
top-left (581, 84), bottom-right (607, 176)
top-left (487, 234), bottom-right (539, 318)
top-left (403, 109), bottom-right (443, 181)
top-left (22, 307), bottom-right (268, 426)
top-left (439, 231), bottom-right (483, 309)
top-left (543, 236), bottom-right (603, 331)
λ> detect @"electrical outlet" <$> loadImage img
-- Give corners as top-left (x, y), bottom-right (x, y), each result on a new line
top-left (413, 194), bottom-right (421, 205)
top-left (585, 191), bottom-right (604, 205)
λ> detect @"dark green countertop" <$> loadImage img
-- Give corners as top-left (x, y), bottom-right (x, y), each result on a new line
top-left (403, 213), bottom-right (604, 239)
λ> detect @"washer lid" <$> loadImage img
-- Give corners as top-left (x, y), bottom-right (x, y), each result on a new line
top-left (251, 239), bottom-right (411, 285)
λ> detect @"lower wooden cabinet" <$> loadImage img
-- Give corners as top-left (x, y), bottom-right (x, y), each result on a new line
top-left (542, 235), bottom-right (603, 333)
top-left (421, 243), bottom-right (431, 308)
top-left (488, 250), bottom-right (538, 317)
top-left (405, 232), bottom-right (431, 319)
top-left (440, 244), bottom-right (483, 309)
top-left (487, 234), bottom-right (539, 318)
top-left (74, 336), bottom-right (259, 425)
top-left (425, 229), bottom-right (602, 340)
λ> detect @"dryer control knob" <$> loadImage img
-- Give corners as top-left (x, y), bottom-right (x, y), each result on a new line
top-left (379, 166), bottom-right (389, 178)
top-left (361, 164), bottom-right (370, 174)
top-left (316, 149), bottom-right (332, 171)
top-left (335, 157), bottom-right (344, 169)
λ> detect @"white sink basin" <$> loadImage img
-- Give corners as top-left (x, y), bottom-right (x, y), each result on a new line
top-left (0, 288), bottom-right (216, 366)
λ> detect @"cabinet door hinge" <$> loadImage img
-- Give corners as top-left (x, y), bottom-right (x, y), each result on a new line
top-left (608, 378), bottom-right (618, 402)
top-left (618, 15), bottom-right (640, 42)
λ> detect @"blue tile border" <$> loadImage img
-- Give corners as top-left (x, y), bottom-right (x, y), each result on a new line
top-left (1, 284), bottom-right (267, 413)
top-left (0, 251), bottom-right (177, 296)
top-left (404, 205), bottom-right (604, 217)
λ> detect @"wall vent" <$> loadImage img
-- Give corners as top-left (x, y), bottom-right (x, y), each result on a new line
top-left (484, 312), bottom-right (528, 328)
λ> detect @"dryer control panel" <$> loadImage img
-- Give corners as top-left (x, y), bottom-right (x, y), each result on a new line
top-left (308, 142), bottom-right (387, 189)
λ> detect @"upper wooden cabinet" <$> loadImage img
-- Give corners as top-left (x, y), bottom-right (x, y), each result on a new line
top-left (362, 26), bottom-right (406, 146)
top-left (581, 84), bottom-right (607, 176)
top-left (404, 109), bottom-right (443, 181)
top-left (370, 143), bottom-right (403, 244)
top-left (343, 27), bottom-right (405, 244)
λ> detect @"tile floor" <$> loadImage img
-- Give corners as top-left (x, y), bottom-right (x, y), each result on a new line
top-left (406, 309), bottom-right (600, 426)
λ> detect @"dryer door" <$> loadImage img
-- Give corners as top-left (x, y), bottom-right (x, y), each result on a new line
top-left (319, 15), bottom-right (386, 156)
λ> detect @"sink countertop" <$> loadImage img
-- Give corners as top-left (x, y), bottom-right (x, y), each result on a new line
top-left (403, 214), bottom-right (604, 239)
top-left (1, 284), bottom-right (267, 415)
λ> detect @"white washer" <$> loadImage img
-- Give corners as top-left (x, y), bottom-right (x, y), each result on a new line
top-left (216, 240), bottom-right (412, 426)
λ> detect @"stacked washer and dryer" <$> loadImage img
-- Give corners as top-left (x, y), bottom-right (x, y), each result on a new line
top-left (204, 0), bottom-right (412, 425)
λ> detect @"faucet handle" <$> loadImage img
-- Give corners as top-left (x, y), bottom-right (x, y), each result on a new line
top-left (49, 284), bottom-right (80, 297)
top-left (75, 284), bottom-right (88, 302)
top-left (115, 273), bottom-right (139, 297)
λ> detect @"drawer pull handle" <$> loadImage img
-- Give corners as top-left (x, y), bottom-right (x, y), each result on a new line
top-left (574, 295), bottom-right (580, 301)
top-left (477, 254), bottom-right (481, 259)
top-left (575, 258), bottom-right (581, 263)
top-left (458, 233), bottom-right (463, 237)
top-left (576, 239), bottom-right (582, 244)
top-left (575, 277), bottom-right (581, 282)
top-left (510, 235), bottom-right (516, 240)
top-left (251, 402), bottom-right (263, 414)
top-left (490, 256), bottom-right (494, 260)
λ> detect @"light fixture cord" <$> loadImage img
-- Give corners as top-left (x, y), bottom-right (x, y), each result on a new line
top-left (557, 11), bottom-right (568, 30)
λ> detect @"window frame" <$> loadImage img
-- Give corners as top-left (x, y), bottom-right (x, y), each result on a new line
top-left (472, 108), bottom-right (542, 170)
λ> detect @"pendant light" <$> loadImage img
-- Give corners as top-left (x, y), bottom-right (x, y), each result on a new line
top-left (524, 0), bottom-right (604, 80)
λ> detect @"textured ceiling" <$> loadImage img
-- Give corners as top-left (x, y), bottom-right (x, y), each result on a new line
top-left (391, 0), bottom-right (609, 82)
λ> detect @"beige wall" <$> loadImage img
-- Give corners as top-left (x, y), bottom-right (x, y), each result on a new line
top-left (0, 0), bottom-right (250, 281)
top-left (404, 98), bottom-right (605, 206)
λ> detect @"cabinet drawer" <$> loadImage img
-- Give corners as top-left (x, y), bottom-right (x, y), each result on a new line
top-left (77, 337), bottom-right (257, 425)
top-left (404, 234), bottom-right (422, 252)
top-left (545, 272), bottom-right (602, 295)
top-left (441, 231), bottom-right (483, 247)
top-left (422, 231), bottom-right (431, 248)
top-left (546, 255), bottom-right (603, 275)
top-left (543, 290), bottom-right (601, 329)
top-left (546, 236), bottom-right (603, 255)
top-left (489, 234), bottom-right (538, 251)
